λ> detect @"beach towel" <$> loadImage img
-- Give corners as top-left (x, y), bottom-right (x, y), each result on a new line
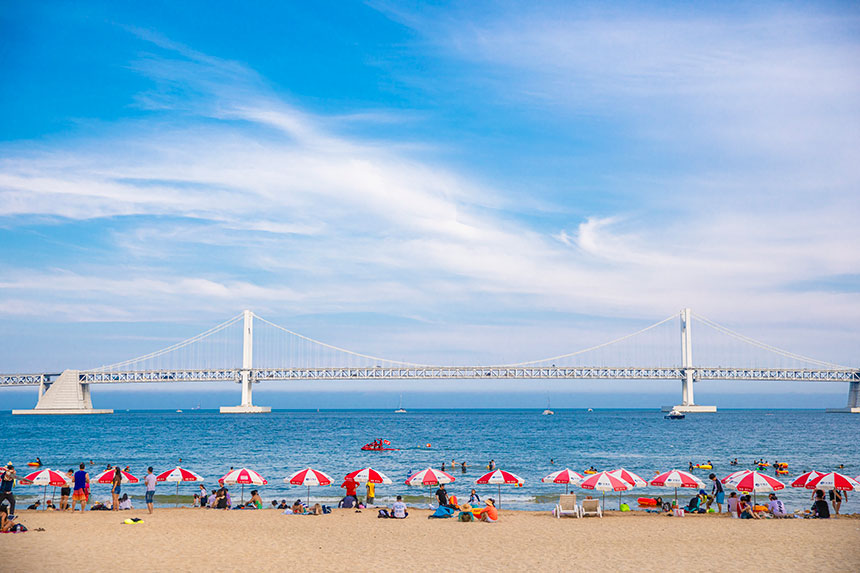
top-left (429, 505), bottom-right (456, 519)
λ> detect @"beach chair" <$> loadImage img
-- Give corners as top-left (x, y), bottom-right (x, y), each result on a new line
top-left (580, 498), bottom-right (602, 518)
top-left (554, 494), bottom-right (580, 518)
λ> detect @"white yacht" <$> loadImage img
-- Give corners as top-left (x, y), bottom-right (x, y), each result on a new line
top-left (542, 397), bottom-right (554, 415)
top-left (394, 394), bottom-right (407, 413)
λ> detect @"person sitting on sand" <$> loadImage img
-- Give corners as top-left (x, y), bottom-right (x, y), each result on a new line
top-left (391, 495), bottom-right (408, 519)
top-left (118, 493), bottom-right (132, 510)
top-left (811, 490), bottom-right (830, 519)
top-left (738, 495), bottom-right (758, 519)
top-left (27, 500), bottom-right (40, 510)
top-left (1, 505), bottom-right (18, 532)
top-left (311, 503), bottom-right (323, 515)
top-left (767, 493), bottom-right (786, 518)
top-left (726, 492), bottom-right (739, 517)
top-left (278, 499), bottom-right (288, 510)
top-left (249, 490), bottom-right (263, 509)
top-left (478, 498), bottom-right (498, 522)
top-left (45, 500), bottom-right (56, 511)
top-left (291, 499), bottom-right (305, 514)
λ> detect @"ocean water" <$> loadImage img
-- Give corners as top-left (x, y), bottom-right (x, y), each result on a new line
top-left (2, 409), bottom-right (858, 512)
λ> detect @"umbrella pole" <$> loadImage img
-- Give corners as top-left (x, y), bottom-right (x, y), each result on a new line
top-left (43, 485), bottom-right (47, 508)
top-left (498, 484), bottom-right (501, 509)
top-left (307, 485), bottom-right (310, 507)
top-left (176, 482), bottom-right (180, 507)
top-left (241, 484), bottom-right (245, 505)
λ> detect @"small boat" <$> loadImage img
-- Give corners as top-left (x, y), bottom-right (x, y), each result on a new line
top-left (542, 396), bottom-right (554, 415)
top-left (587, 408), bottom-right (593, 412)
top-left (361, 439), bottom-right (398, 451)
top-left (176, 409), bottom-right (183, 413)
top-left (664, 409), bottom-right (685, 420)
top-left (394, 393), bottom-right (406, 414)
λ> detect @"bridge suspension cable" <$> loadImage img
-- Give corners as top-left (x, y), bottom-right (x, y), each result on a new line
top-left (692, 312), bottom-right (850, 370)
top-left (251, 313), bottom-right (429, 367)
top-left (92, 312), bottom-right (245, 371)
top-left (499, 313), bottom-right (677, 367)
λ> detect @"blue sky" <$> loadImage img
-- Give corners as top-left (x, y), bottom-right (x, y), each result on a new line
top-left (1, 1), bottom-right (859, 408)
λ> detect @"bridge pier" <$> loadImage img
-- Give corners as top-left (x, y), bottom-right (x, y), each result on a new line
top-left (826, 380), bottom-right (860, 413)
top-left (662, 308), bottom-right (716, 413)
top-left (220, 310), bottom-right (270, 414)
top-left (12, 370), bottom-right (113, 415)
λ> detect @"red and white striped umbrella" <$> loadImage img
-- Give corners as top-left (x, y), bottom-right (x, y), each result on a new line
top-left (728, 471), bottom-right (785, 493)
top-left (581, 471), bottom-right (634, 509)
top-left (475, 469), bottom-right (524, 509)
top-left (94, 468), bottom-right (139, 484)
top-left (157, 467), bottom-right (204, 483)
top-left (22, 468), bottom-right (71, 487)
top-left (21, 468), bottom-right (71, 507)
top-left (285, 468), bottom-right (333, 505)
top-left (608, 468), bottom-right (648, 488)
top-left (219, 468), bottom-right (267, 504)
top-left (805, 472), bottom-right (860, 492)
top-left (405, 467), bottom-right (456, 486)
top-left (344, 467), bottom-right (392, 484)
top-left (790, 470), bottom-right (823, 488)
top-left (650, 469), bottom-right (705, 503)
top-left (219, 468), bottom-right (267, 485)
top-left (721, 470), bottom-right (751, 485)
top-left (156, 467), bottom-right (205, 505)
top-left (541, 468), bottom-right (583, 493)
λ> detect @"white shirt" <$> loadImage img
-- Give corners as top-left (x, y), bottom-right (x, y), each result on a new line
top-left (392, 501), bottom-right (407, 518)
top-left (144, 473), bottom-right (156, 491)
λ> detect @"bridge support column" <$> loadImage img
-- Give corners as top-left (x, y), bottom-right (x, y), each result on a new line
top-left (221, 310), bottom-right (270, 414)
top-left (12, 370), bottom-right (113, 415)
top-left (826, 380), bottom-right (860, 413)
top-left (662, 308), bottom-right (716, 413)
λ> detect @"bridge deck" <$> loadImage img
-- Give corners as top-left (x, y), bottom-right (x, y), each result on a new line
top-left (2, 366), bottom-right (857, 386)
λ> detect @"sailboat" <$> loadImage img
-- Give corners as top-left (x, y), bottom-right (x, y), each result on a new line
top-left (542, 396), bottom-right (554, 416)
top-left (394, 394), bottom-right (407, 413)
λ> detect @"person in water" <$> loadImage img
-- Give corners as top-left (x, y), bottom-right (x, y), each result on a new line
top-left (460, 461), bottom-right (467, 473)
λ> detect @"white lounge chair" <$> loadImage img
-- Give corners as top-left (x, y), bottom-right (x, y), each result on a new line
top-left (580, 498), bottom-right (602, 518)
top-left (554, 494), bottom-right (580, 518)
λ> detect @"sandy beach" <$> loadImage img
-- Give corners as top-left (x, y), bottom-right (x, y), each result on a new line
top-left (2, 508), bottom-right (858, 572)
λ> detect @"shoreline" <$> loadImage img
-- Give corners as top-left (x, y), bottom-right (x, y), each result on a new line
top-left (2, 508), bottom-right (858, 572)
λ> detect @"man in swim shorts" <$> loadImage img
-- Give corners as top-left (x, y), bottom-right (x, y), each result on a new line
top-left (707, 473), bottom-right (724, 513)
top-left (144, 466), bottom-right (156, 514)
top-left (72, 463), bottom-right (89, 511)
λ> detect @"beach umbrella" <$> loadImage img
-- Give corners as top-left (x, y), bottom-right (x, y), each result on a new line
top-left (156, 467), bottom-right (205, 506)
top-left (94, 468), bottom-right (139, 484)
top-left (721, 470), bottom-right (751, 484)
top-left (804, 472), bottom-right (860, 492)
top-left (405, 467), bottom-right (456, 486)
top-left (607, 468), bottom-right (648, 509)
top-left (219, 468), bottom-right (267, 504)
top-left (344, 467), bottom-right (392, 484)
top-left (21, 468), bottom-right (71, 507)
top-left (790, 470), bottom-right (823, 489)
top-left (726, 471), bottom-right (785, 506)
top-left (475, 469), bottom-right (524, 509)
top-left (541, 468), bottom-right (583, 494)
top-left (649, 470), bottom-right (705, 503)
top-left (580, 471), bottom-right (634, 510)
top-left (285, 467), bottom-right (333, 505)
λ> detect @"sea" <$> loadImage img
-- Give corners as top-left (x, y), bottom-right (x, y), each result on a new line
top-left (2, 409), bottom-right (858, 512)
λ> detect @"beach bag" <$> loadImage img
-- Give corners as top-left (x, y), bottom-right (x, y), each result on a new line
top-left (322, 505), bottom-right (331, 514)
top-left (9, 523), bottom-right (27, 533)
top-left (619, 503), bottom-right (630, 512)
top-left (377, 509), bottom-right (390, 519)
top-left (673, 508), bottom-right (685, 517)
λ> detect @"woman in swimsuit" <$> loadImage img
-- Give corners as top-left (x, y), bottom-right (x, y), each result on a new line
top-left (111, 467), bottom-right (122, 511)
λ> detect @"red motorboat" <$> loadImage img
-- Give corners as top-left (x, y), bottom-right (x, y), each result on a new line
top-left (361, 439), bottom-right (398, 451)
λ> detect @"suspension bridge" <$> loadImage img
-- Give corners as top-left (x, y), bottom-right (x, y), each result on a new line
top-left (2, 309), bottom-right (858, 415)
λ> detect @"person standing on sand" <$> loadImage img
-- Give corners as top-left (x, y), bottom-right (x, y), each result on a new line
top-left (0, 463), bottom-right (16, 515)
top-left (707, 473), bottom-right (724, 513)
top-left (366, 481), bottom-right (375, 506)
top-left (72, 463), bottom-right (89, 511)
top-left (435, 483), bottom-right (448, 507)
top-left (144, 466), bottom-right (156, 514)
top-left (110, 467), bottom-right (122, 511)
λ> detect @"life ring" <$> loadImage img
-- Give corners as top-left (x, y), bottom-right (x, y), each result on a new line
top-left (757, 463), bottom-right (770, 467)
top-left (753, 505), bottom-right (768, 512)
top-left (694, 464), bottom-right (712, 469)
top-left (776, 470), bottom-right (788, 475)
top-left (637, 497), bottom-right (658, 506)
top-left (584, 470), bottom-right (597, 474)
top-left (27, 462), bottom-right (40, 467)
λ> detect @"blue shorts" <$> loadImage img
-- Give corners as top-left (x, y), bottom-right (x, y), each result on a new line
top-left (113, 486), bottom-right (121, 496)
top-left (145, 490), bottom-right (154, 503)
top-left (715, 491), bottom-right (725, 504)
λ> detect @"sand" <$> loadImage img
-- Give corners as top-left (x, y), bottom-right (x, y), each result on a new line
top-left (2, 508), bottom-right (859, 572)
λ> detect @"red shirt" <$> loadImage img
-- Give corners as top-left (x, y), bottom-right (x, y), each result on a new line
top-left (341, 479), bottom-right (357, 496)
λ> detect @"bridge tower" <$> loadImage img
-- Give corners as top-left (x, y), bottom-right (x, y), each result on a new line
top-left (826, 379), bottom-right (860, 413)
top-left (12, 370), bottom-right (113, 415)
top-left (220, 310), bottom-right (271, 414)
top-left (662, 308), bottom-right (716, 413)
